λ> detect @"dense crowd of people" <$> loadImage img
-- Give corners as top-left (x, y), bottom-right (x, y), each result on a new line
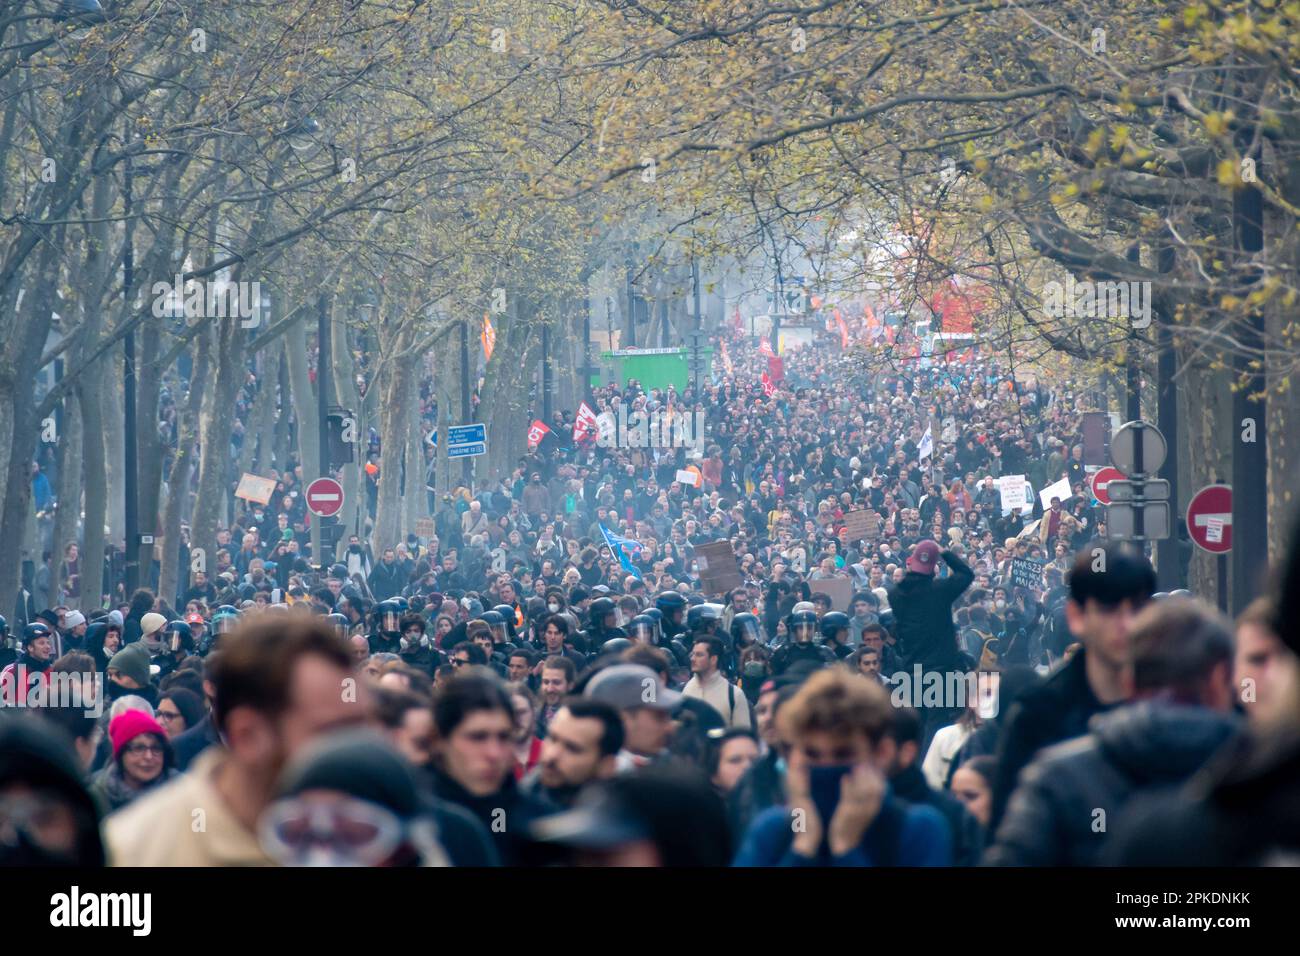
top-left (4, 320), bottom-right (1299, 867)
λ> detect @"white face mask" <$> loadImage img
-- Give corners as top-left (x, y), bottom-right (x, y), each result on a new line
top-left (995, 599), bottom-right (1006, 610)
top-left (548, 602), bottom-right (559, 613)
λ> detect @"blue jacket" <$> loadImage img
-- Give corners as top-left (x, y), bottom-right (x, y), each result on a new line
top-left (733, 792), bottom-right (952, 866)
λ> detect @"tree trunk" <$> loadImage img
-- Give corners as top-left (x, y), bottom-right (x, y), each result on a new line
top-left (159, 331), bottom-right (211, 608)
top-left (51, 396), bottom-right (83, 601)
top-left (190, 318), bottom-right (245, 566)
top-left (374, 342), bottom-right (416, 553)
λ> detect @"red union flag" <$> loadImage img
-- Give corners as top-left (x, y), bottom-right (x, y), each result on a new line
top-left (760, 371), bottom-right (775, 397)
top-left (759, 337), bottom-right (774, 358)
top-left (527, 420), bottom-right (550, 445)
top-left (573, 401), bottom-right (599, 443)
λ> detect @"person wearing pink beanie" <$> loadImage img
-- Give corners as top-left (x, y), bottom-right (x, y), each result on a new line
top-left (89, 710), bottom-right (177, 813)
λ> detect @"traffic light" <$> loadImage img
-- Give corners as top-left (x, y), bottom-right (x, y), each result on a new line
top-left (326, 406), bottom-right (355, 467)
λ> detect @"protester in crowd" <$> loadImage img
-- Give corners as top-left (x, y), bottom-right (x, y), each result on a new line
top-left (89, 711), bottom-right (179, 813)
top-left (104, 617), bottom-right (366, 865)
top-left (988, 544), bottom-right (1154, 833)
top-left (733, 668), bottom-right (952, 866)
top-left (987, 597), bottom-right (1240, 866)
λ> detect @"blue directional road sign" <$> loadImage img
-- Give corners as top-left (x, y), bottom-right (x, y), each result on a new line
top-left (448, 423), bottom-right (487, 459)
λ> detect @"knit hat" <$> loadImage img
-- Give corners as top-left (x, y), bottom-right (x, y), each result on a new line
top-left (62, 610), bottom-right (86, 630)
top-left (107, 609), bottom-right (124, 631)
top-left (109, 710), bottom-right (167, 760)
top-left (108, 642), bottom-right (151, 688)
top-left (277, 729), bottom-right (423, 820)
top-left (140, 612), bottom-right (167, 638)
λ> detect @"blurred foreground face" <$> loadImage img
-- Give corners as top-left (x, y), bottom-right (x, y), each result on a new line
top-left (713, 737), bottom-right (759, 793)
top-left (442, 710), bottom-right (514, 797)
top-left (754, 691), bottom-right (779, 746)
top-left (1235, 621), bottom-right (1295, 725)
top-left (0, 783), bottom-right (79, 861)
top-left (1070, 597), bottom-right (1143, 669)
top-left (950, 767), bottom-right (992, 828)
top-left (539, 709), bottom-right (604, 790)
top-left (622, 706), bottom-right (671, 756)
top-left (576, 841), bottom-right (661, 867)
top-left (260, 790), bottom-right (402, 867)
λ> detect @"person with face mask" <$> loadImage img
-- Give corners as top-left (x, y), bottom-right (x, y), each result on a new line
top-left (369, 601), bottom-right (404, 655)
top-left (397, 613), bottom-right (441, 677)
top-left (734, 668), bottom-right (952, 866)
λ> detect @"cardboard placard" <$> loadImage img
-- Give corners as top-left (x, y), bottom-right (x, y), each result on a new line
top-left (810, 577), bottom-right (854, 612)
top-left (694, 540), bottom-right (742, 596)
top-left (235, 473), bottom-right (277, 505)
top-left (842, 509), bottom-right (880, 543)
top-left (415, 517), bottom-right (436, 539)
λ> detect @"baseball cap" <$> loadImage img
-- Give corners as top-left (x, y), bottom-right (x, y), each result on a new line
top-left (584, 664), bottom-right (681, 712)
top-left (906, 540), bottom-right (941, 575)
top-left (185, 612), bottom-right (205, 626)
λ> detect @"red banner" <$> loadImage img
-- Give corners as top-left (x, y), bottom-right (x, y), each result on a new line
top-left (527, 420), bottom-right (550, 445)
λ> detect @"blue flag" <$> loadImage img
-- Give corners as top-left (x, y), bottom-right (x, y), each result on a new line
top-left (599, 524), bottom-right (642, 580)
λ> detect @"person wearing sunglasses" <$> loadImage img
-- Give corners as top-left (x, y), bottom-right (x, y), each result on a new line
top-left (89, 711), bottom-right (177, 813)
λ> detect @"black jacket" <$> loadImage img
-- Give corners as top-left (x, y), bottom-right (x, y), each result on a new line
top-left (986, 702), bottom-right (1239, 866)
top-left (727, 749), bottom-right (784, 842)
top-left (172, 711), bottom-right (221, 771)
top-left (891, 763), bottom-right (983, 867)
top-left (1105, 723), bottom-right (1300, 866)
top-left (428, 764), bottom-right (555, 866)
top-left (770, 642), bottom-right (834, 676)
top-left (988, 649), bottom-right (1115, 834)
top-left (887, 550), bottom-right (973, 672)
top-left (368, 561), bottom-right (406, 601)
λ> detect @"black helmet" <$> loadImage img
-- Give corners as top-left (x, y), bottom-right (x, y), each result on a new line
top-left (588, 597), bottom-right (618, 630)
top-left (730, 612), bottom-right (762, 648)
top-left (164, 620), bottom-right (194, 654)
top-left (627, 614), bottom-right (657, 645)
top-left (478, 610), bottom-right (507, 644)
top-left (686, 603), bottom-right (724, 633)
top-left (655, 591), bottom-right (687, 623)
top-left (492, 605), bottom-right (519, 638)
top-left (374, 600), bottom-right (403, 635)
top-left (600, 636), bottom-right (633, 656)
top-left (393, 596), bottom-right (410, 614)
top-left (642, 607), bottom-right (665, 643)
top-left (21, 622), bottom-right (53, 646)
top-left (789, 608), bottom-right (818, 645)
top-left (326, 613), bottom-right (351, 639)
top-left (819, 611), bottom-right (851, 645)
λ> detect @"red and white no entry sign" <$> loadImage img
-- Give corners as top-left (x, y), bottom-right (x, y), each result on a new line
top-left (1090, 466), bottom-right (1125, 506)
top-left (305, 477), bottom-right (344, 517)
top-left (1187, 484), bottom-right (1232, 553)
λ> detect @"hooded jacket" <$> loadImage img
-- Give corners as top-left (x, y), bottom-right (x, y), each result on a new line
top-left (986, 701), bottom-right (1239, 866)
top-left (886, 549), bottom-right (973, 672)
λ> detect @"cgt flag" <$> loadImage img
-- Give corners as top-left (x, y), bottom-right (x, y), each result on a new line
top-left (759, 337), bottom-right (774, 358)
top-left (760, 370), bottom-right (775, 397)
top-left (599, 524), bottom-right (642, 580)
top-left (573, 400), bottom-right (599, 444)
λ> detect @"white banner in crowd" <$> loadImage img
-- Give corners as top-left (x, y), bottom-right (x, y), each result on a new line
top-left (997, 474), bottom-right (1030, 513)
top-left (1038, 476), bottom-right (1074, 511)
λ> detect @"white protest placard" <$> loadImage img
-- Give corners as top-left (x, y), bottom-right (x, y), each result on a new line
top-left (998, 475), bottom-right (1027, 512)
top-left (1038, 476), bottom-right (1073, 512)
top-left (676, 469), bottom-right (701, 488)
top-left (1206, 517), bottom-right (1224, 544)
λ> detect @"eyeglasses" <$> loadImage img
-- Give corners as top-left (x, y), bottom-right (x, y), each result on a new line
top-left (157, 709), bottom-right (183, 721)
top-left (451, 657), bottom-right (470, 667)
top-left (124, 742), bottom-right (164, 757)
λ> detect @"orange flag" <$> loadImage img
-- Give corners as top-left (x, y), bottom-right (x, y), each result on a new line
top-left (481, 312), bottom-right (496, 361)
